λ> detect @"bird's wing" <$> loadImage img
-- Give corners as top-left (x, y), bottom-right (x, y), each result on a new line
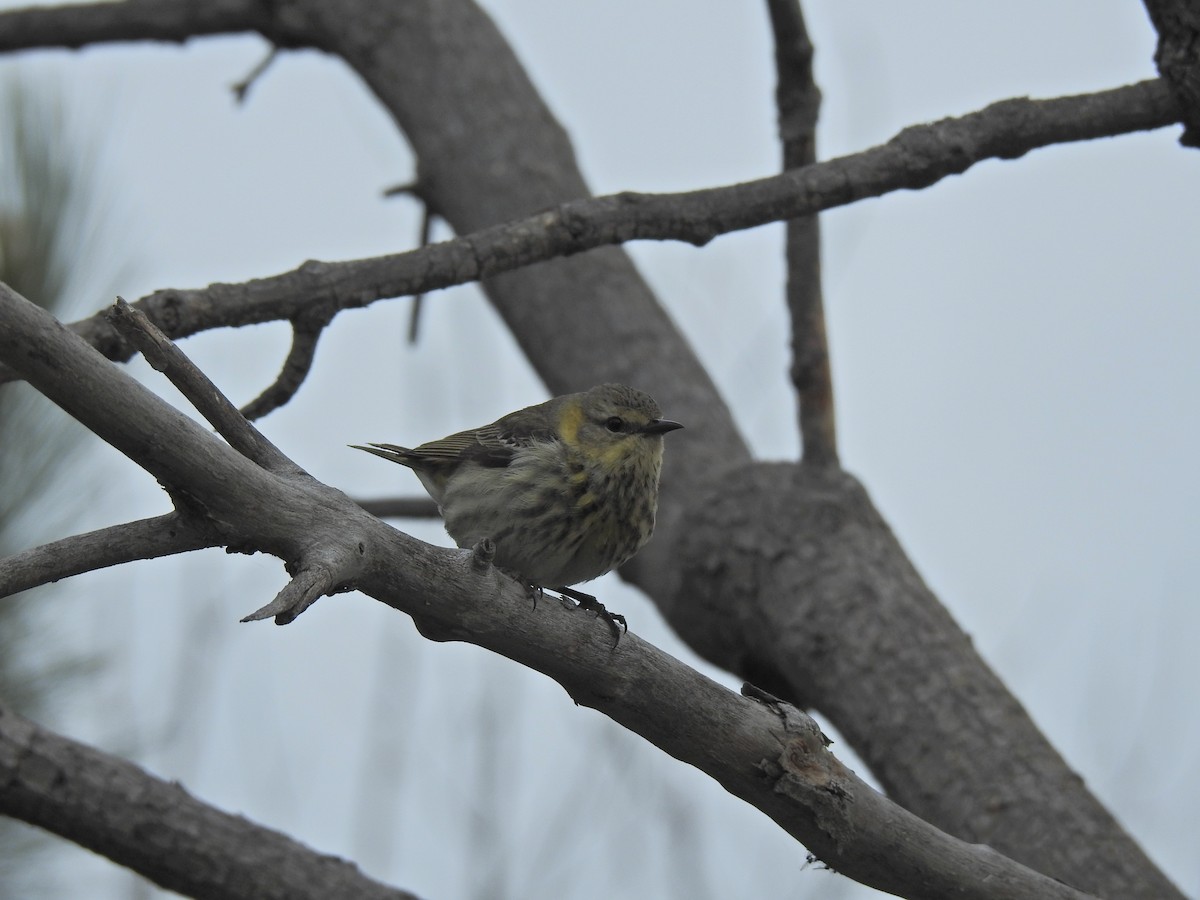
top-left (408, 417), bottom-right (545, 468)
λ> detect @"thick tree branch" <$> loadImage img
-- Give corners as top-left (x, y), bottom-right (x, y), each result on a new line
top-left (669, 464), bottom-right (1186, 899)
top-left (1142, 0), bottom-right (1200, 146)
top-left (0, 704), bottom-right (421, 900)
top-left (0, 256), bottom-right (1097, 900)
top-left (0, 513), bottom-right (216, 599)
top-left (767, 0), bottom-right (837, 466)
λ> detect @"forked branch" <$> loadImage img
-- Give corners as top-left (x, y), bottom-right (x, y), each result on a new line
top-left (107, 297), bottom-right (294, 470)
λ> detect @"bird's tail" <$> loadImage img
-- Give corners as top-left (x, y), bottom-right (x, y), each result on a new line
top-left (349, 443), bottom-right (420, 469)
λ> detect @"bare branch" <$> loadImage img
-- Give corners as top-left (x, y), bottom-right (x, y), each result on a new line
top-left (0, 78), bottom-right (1178, 389)
top-left (0, 248), bottom-right (1100, 900)
top-left (107, 297), bottom-right (293, 471)
top-left (239, 308), bottom-right (333, 421)
top-left (766, 0), bottom-right (837, 466)
top-left (0, 0), bottom-right (272, 50)
top-left (354, 496), bottom-right (442, 519)
top-left (0, 284), bottom-right (304, 556)
top-left (0, 513), bottom-right (215, 599)
top-left (0, 704), bottom-right (422, 900)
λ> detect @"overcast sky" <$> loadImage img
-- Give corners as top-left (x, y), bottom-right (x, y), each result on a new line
top-left (3, 1), bottom-right (1197, 898)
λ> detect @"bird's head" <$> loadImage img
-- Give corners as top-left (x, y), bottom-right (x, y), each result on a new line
top-left (557, 383), bottom-right (683, 469)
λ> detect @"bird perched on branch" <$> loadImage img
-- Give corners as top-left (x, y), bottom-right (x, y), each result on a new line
top-left (353, 383), bottom-right (682, 643)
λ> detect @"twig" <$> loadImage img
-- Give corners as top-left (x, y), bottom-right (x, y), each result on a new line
top-left (0, 513), bottom-right (215, 599)
top-left (382, 180), bottom-right (418, 199)
top-left (106, 297), bottom-right (293, 471)
top-left (766, 0), bottom-right (837, 466)
top-left (231, 46), bottom-right (279, 104)
top-left (0, 78), bottom-right (1177, 388)
top-left (241, 558), bottom-right (339, 624)
top-left (239, 307), bottom-right (334, 421)
top-left (382, 180), bottom-right (441, 344)
top-left (407, 203), bottom-right (436, 344)
top-left (354, 496), bottom-right (441, 519)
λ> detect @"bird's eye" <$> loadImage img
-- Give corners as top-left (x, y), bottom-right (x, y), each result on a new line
top-left (604, 416), bottom-right (624, 433)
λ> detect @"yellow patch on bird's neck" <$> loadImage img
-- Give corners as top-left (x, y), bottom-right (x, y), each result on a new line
top-left (558, 401), bottom-right (584, 447)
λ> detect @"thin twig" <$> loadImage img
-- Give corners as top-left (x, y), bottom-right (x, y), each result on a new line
top-left (382, 180), bottom-right (440, 344)
top-left (767, 0), bottom-right (837, 466)
top-left (0, 513), bottom-right (215, 599)
top-left (382, 180), bottom-right (418, 198)
top-left (407, 204), bottom-right (436, 344)
top-left (106, 297), bottom-right (293, 471)
top-left (239, 307), bottom-right (334, 421)
top-left (231, 46), bottom-right (279, 104)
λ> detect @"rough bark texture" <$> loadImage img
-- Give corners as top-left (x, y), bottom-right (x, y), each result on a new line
top-left (0, 705), bottom-right (417, 900)
top-left (673, 464), bottom-right (1179, 896)
top-left (1143, 0), bottom-right (1200, 145)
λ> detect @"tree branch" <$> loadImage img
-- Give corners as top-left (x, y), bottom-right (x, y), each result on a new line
top-left (238, 307), bottom-right (333, 422)
top-left (0, 513), bottom-right (216, 599)
top-left (0, 704), bottom-right (421, 900)
top-left (106, 297), bottom-right (294, 471)
top-left (766, 0), bottom-right (837, 466)
top-left (0, 79), bottom-right (1179, 389)
top-left (0, 253), bottom-right (1098, 900)
top-left (1142, 0), bottom-right (1200, 146)
top-left (0, 0), bottom-right (272, 50)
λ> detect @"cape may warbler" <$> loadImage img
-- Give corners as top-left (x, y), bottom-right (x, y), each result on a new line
top-left (353, 384), bottom-right (682, 636)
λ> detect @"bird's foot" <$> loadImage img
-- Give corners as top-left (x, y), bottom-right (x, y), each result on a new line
top-left (551, 585), bottom-right (627, 648)
top-left (522, 582), bottom-right (544, 611)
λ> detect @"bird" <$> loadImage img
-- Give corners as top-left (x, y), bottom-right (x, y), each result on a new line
top-left (352, 383), bottom-right (682, 643)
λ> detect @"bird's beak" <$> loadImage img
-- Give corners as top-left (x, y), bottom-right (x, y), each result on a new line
top-left (640, 418), bottom-right (684, 436)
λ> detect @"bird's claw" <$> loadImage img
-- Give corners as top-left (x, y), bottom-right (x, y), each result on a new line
top-left (552, 585), bottom-right (626, 648)
top-left (526, 584), bottom-right (544, 611)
